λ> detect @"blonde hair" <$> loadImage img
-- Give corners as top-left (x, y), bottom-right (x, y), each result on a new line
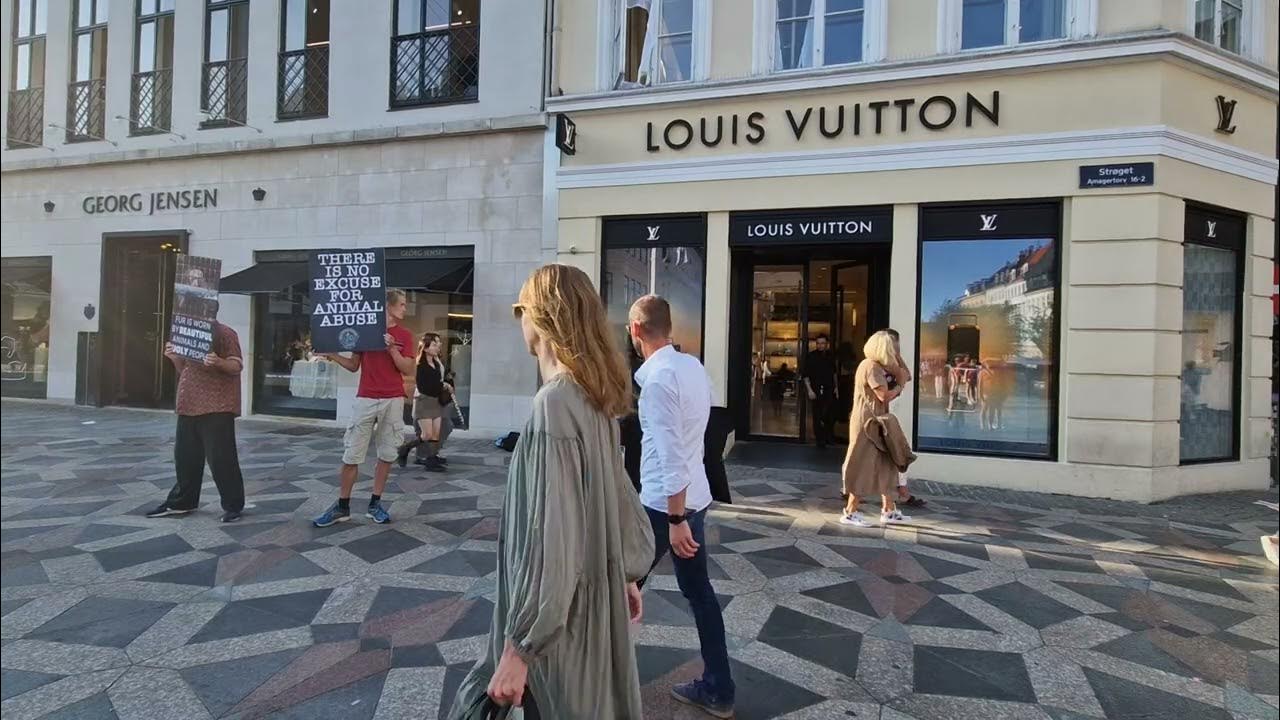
top-left (863, 330), bottom-right (900, 368)
top-left (386, 288), bottom-right (406, 305)
top-left (515, 264), bottom-right (633, 417)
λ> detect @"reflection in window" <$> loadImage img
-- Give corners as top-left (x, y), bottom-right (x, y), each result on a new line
top-left (602, 245), bottom-right (705, 363)
top-left (254, 281), bottom-right (338, 419)
top-left (961, 0), bottom-right (1065, 49)
top-left (775, 0), bottom-right (863, 71)
top-left (398, 289), bottom-right (473, 430)
top-left (1195, 0), bottom-right (1244, 54)
top-left (615, 0), bottom-right (695, 87)
top-left (916, 237), bottom-right (1056, 457)
top-left (1, 257), bottom-right (52, 399)
top-left (1179, 244), bottom-right (1237, 462)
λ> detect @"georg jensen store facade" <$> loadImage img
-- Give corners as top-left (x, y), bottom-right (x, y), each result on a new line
top-left (552, 59), bottom-right (1278, 501)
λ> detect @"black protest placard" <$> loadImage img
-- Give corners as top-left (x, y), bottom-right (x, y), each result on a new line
top-left (309, 249), bottom-right (388, 353)
top-left (169, 255), bottom-right (222, 360)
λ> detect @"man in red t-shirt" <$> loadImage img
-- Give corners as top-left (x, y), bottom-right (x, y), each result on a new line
top-left (313, 289), bottom-right (415, 527)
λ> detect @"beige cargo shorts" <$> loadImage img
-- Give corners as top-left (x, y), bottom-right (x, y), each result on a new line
top-left (343, 397), bottom-right (403, 465)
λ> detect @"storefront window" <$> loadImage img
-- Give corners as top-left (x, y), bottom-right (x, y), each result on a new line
top-left (601, 216), bottom-right (707, 368)
top-left (1180, 207), bottom-right (1243, 464)
top-left (240, 248), bottom-right (474, 425)
top-left (254, 280), bottom-right (337, 419)
top-left (1, 256), bottom-right (52, 399)
top-left (916, 204), bottom-right (1059, 458)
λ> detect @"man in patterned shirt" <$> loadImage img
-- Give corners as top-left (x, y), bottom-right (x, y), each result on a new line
top-left (146, 305), bottom-right (247, 523)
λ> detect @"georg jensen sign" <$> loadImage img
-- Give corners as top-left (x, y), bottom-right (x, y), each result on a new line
top-left (81, 188), bottom-right (218, 215)
top-left (646, 91), bottom-right (1001, 153)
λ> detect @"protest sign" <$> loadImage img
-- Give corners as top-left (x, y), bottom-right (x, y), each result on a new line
top-left (169, 255), bottom-right (222, 360)
top-left (309, 249), bottom-right (388, 352)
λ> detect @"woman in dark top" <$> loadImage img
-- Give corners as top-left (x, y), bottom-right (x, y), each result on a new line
top-left (396, 333), bottom-right (453, 472)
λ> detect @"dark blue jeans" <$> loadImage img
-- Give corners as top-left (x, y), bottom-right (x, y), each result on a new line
top-left (645, 506), bottom-right (735, 703)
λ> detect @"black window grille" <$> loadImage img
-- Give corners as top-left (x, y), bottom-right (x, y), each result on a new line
top-left (278, 0), bottom-right (329, 119)
top-left (202, 0), bottom-right (249, 127)
top-left (390, 0), bottom-right (479, 108)
top-left (8, 0), bottom-right (47, 148)
top-left (131, 0), bottom-right (174, 135)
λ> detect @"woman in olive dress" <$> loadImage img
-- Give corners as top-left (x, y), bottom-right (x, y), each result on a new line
top-left (449, 264), bottom-right (655, 719)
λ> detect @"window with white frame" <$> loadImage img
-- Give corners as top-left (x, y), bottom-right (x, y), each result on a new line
top-left (758, 0), bottom-right (880, 72)
top-left (1193, 0), bottom-right (1250, 54)
top-left (941, 0), bottom-right (1091, 52)
top-left (613, 0), bottom-right (701, 88)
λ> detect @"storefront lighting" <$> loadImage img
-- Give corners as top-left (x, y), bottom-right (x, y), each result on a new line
top-left (448, 313), bottom-right (474, 319)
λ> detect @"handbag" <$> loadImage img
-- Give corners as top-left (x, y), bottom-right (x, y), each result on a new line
top-left (458, 693), bottom-right (515, 720)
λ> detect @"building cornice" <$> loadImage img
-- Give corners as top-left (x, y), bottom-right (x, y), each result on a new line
top-left (0, 113), bottom-right (549, 174)
top-left (547, 33), bottom-right (1279, 114)
top-left (556, 125), bottom-right (1279, 189)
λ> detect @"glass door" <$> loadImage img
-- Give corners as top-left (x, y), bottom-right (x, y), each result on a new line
top-left (749, 265), bottom-right (804, 439)
top-left (826, 261), bottom-right (869, 443)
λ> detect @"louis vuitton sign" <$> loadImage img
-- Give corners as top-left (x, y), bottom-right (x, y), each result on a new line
top-left (646, 91), bottom-right (1000, 153)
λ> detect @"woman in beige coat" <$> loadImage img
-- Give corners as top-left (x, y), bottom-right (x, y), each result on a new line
top-left (840, 330), bottom-right (911, 527)
top-left (449, 265), bottom-right (655, 719)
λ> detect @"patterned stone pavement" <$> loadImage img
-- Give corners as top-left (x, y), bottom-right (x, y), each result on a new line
top-left (2, 400), bottom-right (1278, 720)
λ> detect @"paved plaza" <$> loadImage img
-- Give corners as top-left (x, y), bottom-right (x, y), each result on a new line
top-left (2, 400), bottom-right (1278, 720)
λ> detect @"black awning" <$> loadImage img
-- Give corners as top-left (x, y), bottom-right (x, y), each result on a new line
top-left (219, 261), bottom-right (308, 294)
top-left (386, 258), bottom-right (473, 294)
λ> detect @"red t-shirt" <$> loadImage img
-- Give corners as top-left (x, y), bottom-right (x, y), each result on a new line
top-left (358, 324), bottom-right (414, 399)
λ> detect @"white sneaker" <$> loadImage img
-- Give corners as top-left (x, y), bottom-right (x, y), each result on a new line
top-left (839, 511), bottom-right (869, 527)
top-left (880, 510), bottom-right (910, 525)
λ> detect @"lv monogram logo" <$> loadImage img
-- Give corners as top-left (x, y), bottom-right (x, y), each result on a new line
top-left (1215, 95), bottom-right (1237, 134)
top-left (979, 213), bottom-right (999, 232)
top-left (1206, 220), bottom-right (1217, 238)
top-left (646, 226), bottom-right (661, 242)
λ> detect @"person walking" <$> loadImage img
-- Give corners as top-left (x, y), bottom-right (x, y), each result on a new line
top-left (396, 332), bottom-right (453, 472)
top-left (313, 289), bottom-right (415, 527)
top-left (449, 265), bottom-right (654, 719)
top-left (804, 334), bottom-right (838, 448)
top-left (630, 294), bottom-right (736, 718)
top-left (841, 330), bottom-right (910, 527)
top-left (146, 304), bottom-right (246, 523)
top-left (884, 328), bottom-right (926, 510)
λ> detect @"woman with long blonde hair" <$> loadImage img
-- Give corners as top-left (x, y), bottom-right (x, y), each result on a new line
top-left (840, 330), bottom-right (910, 527)
top-left (449, 264), bottom-right (655, 720)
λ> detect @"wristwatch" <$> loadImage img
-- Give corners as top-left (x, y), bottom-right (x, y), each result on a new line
top-left (667, 513), bottom-right (688, 525)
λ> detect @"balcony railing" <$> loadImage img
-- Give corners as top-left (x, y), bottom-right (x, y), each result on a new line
top-left (278, 45), bottom-right (329, 120)
top-left (201, 57), bottom-right (248, 127)
top-left (6, 87), bottom-right (44, 149)
top-left (66, 79), bottom-right (107, 142)
top-left (390, 25), bottom-right (479, 108)
top-left (130, 68), bottom-right (173, 135)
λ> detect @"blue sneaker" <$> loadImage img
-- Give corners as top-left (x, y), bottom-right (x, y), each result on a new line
top-left (313, 503), bottom-right (351, 528)
top-left (366, 501), bottom-right (391, 524)
top-left (671, 681), bottom-right (734, 718)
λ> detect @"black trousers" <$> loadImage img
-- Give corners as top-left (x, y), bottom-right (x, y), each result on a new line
top-left (166, 413), bottom-right (245, 512)
top-left (811, 388), bottom-right (835, 446)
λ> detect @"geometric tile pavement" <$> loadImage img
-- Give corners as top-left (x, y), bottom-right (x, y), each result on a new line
top-left (2, 401), bottom-right (1277, 720)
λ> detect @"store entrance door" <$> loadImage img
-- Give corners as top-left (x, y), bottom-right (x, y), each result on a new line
top-left (729, 246), bottom-right (890, 445)
top-left (99, 233), bottom-right (187, 409)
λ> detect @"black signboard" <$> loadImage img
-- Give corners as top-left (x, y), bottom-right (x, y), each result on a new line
top-left (602, 215), bottom-right (706, 248)
top-left (556, 114), bottom-right (577, 156)
top-left (309, 249), bottom-right (388, 352)
top-left (1185, 204), bottom-right (1246, 249)
top-left (1079, 162), bottom-right (1154, 189)
top-left (729, 206), bottom-right (893, 246)
top-left (168, 255), bottom-right (222, 360)
top-left (920, 201), bottom-right (1059, 240)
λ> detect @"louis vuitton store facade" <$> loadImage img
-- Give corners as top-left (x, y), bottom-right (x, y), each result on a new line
top-left (550, 58), bottom-right (1278, 502)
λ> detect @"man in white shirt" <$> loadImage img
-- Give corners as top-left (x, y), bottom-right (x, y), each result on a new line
top-left (630, 295), bottom-right (735, 718)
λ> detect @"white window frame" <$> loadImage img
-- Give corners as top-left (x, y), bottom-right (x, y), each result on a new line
top-left (938, 0), bottom-right (1097, 54)
top-left (753, 0), bottom-right (886, 74)
top-left (597, 0), bottom-right (710, 90)
top-left (1187, 0), bottom-right (1264, 61)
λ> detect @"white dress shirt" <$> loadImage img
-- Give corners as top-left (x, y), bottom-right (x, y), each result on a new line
top-left (634, 344), bottom-right (713, 514)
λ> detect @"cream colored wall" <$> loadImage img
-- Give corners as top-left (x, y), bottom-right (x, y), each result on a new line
top-left (703, 213), bottom-right (732, 401)
top-left (711, 3), bottom-right (755, 81)
top-left (1160, 64), bottom-right (1276, 158)
top-left (1265, 1), bottom-right (1280, 68)
top-left (886, 0), bottom-right (940, 61)
top-left (555, 0), bottom-right (602, 95)
top-left (1098, 0), bottom-right (1166, 34)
